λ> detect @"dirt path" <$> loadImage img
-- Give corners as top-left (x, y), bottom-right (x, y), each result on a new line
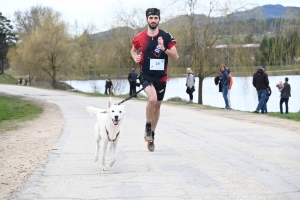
top-left (0, 99), bottom-right (65, 200)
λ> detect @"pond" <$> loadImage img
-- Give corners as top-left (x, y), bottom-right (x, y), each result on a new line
top-left (65, 75), bottom-right (300, 112)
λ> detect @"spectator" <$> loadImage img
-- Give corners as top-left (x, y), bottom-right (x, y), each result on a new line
top-left (226, 67), bottom-right (233, 109)
top-left (252, 65), bottom-right (269, 113)
top-left (220, 64), bottom-right (230, 109)
top-left (279, 77), bottom-right (291, 114)
top-left (128, 68), bottom-right (138, 97)
top-left (185, 68), bottom-right (195, 103)
top-left (104, 79), bottom-right (113, 95)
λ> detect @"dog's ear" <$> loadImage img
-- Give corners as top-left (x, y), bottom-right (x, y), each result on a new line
top-left (107, 97), bottom-right (112, 109)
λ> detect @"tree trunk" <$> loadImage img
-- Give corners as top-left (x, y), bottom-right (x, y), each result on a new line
top-left (197, 75), bottom-right (203, 104)
top-left (0, 56), bottom-right (3, 75)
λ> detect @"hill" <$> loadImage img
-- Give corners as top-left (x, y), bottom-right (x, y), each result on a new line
top-left (91, 4), bottom-right (300, 38)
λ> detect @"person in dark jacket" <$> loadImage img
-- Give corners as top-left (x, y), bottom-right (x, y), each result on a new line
top-left (128, 68), bottom-right (138, 97)
top-left (279, 77), bottom-right (291, 114)
top-left (105, 79), bottom-right (113, 95)
top-left (252, 65), bottom-right (269, 113)
top-left (220, 64), bottom-right (230, 109)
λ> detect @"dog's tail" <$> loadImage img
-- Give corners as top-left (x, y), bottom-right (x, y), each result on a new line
top-left (86, 106), bottom-right (103, 116)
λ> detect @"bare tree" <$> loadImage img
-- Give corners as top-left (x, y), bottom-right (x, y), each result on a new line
top-left (177, 0), bottom-right (246, 104)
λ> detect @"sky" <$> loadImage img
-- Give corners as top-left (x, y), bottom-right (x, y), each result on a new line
top-left (2, 0), bottom-right (300, 33)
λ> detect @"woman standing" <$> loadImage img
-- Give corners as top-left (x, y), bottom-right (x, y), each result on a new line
top-left (220, 64), bottom-right (230, 109)
top-left (186, 68), bottom-right (195, 103)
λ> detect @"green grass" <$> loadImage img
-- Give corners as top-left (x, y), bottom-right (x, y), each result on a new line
top-left (0, 74), bottom-right (19, 85)
top-left (0, 95), bottom-right (43, 133)
top-left (267, 112), bottom-right (300, 122)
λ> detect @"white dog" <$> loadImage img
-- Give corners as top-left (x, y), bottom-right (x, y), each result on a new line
top-left (86, 98), bottom-right (125, 170)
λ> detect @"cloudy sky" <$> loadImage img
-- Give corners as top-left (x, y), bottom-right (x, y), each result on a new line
top-left (2, 0), bottom-right (300, 32)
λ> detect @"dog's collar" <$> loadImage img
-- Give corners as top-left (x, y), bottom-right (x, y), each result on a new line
top-left (105, 127), bottom-right (120, 142)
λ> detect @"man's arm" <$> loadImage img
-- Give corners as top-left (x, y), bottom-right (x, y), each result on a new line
top-left (164, 46), bottom-right (179, 61)
top-left (130, 45), bottom-right (141, 63)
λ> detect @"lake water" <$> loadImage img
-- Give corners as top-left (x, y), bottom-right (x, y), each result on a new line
top-left (65, 75), bottom-right (300, 112)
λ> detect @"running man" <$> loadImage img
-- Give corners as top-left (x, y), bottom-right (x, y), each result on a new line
top-left (130, 8), bottom-right (179, 152)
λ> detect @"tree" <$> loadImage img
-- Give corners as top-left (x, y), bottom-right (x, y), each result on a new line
top-left (8, 7), bottom-right (72, 88)
top-left (14, 5), bottom-right (60, 37)
top-left (178, 0), bottom-right (246, 104)
top-left (0, 12), bottom-right (17, 75)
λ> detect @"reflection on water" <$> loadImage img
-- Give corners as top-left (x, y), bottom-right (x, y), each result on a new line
top-left (65, 75), bottom-right (300, 112)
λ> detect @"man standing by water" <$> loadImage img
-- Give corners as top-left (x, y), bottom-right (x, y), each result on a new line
top-left (130, 8), bottom-right (179, 152)
top-left (279, 77), bottom-right (291, 114)
top-left (128, 68), bottom-right (138, 97)
top-left (252, 65), bottom-right (269, 113)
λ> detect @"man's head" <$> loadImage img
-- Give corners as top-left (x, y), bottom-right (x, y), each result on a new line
top-left (260, 65), bottom-right (266, 71)
top-left (131, 68), bottom-right (135, 72)
top-left (146, 8), bottom-right (160, 30)
top-left (285, 77), bottom-right (289, 82)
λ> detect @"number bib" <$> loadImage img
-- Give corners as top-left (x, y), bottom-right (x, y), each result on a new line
top-left (150, 59), bottom-right (165, 70)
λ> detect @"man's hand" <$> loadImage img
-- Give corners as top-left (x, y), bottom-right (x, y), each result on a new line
top-left (158, 36), bottom-right (165, 51)
top-left (135, 52), bottom-right (142, 63)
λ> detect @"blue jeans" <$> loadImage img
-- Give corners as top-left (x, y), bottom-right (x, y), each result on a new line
top-left (222, 85), bottom-right (229, 108)
top-left (262, 96), bottom-right (269, 113)
top-left (256, 90), bottom-right (267, 112)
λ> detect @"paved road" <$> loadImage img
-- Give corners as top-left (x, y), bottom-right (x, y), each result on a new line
top-left (1, 85), bottom-right (300, 200)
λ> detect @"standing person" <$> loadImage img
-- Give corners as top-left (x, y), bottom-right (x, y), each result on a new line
top-left (128, 68), bottom-right (138, 97)
top-left (186, 68), bottom-right (195, 103)
top-left (220, 64), bottom-right (230, 109)
top-left (226, 67), bottom-right (233, 109)
top-left (130, 8), bottom-right (179, 152)
top-left (279, 77), bottom-right (291, 114)
top-left (252, 65), bottom-right (269, 113)
top-left (19, 77), bottom-right (23, 85)
top-left (104, 79), bottom-right (109, 95)
top-left (107, 79), bottom-right (113, 95)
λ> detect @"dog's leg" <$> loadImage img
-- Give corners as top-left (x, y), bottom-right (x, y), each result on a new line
top-left (94, 131), bottom-right (101, 162)
top-left (109, 141), bottom-right (118, 167)
top-left (100, 140), bottom-right (108, 170)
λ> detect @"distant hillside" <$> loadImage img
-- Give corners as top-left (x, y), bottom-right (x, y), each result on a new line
top-left (91, 4), bottom-right (300, 39)
top-left (233, 4), bottom-right (300, 19)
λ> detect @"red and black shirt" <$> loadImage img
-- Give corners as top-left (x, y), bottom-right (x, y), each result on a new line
top-left (132, 29), bottom-right (177, 82)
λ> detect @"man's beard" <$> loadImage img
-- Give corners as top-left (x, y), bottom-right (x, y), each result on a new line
top-left (148, 22), bottom-right (159, 30)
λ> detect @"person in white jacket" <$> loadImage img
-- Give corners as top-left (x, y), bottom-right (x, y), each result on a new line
top-left (186, 68), bottom-right (195, 103)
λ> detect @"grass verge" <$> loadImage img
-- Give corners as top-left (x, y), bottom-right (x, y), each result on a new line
top-left (0, 95), bottom-right (43, 133)
top-left (267, 112), bottom-right (300, 122)
top-left (0, 74), bottom-right (19, 85)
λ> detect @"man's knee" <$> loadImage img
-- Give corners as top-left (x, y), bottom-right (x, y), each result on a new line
top-left (149, 96), bottom-right (157, 105)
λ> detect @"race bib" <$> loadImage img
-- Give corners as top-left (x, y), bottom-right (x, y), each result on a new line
top-left (150, 59), bottom-right (164, 70)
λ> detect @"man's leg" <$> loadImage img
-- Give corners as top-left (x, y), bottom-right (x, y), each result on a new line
top-left (280, 98), bottom-right (284, 114)
top-left (151, 101), bottom-right (162, 132)
top-left (144, 85), bottom-right (157, 142)
top-left (285, 98), bottom-right (289, 114)
top-left (227, 88), bottom-right (231, 108)
top-left (133, 82), bottom-right (137, 97)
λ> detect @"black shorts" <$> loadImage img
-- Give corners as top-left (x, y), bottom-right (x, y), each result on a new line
top-left (141, 79), bottom-right (166, 101)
